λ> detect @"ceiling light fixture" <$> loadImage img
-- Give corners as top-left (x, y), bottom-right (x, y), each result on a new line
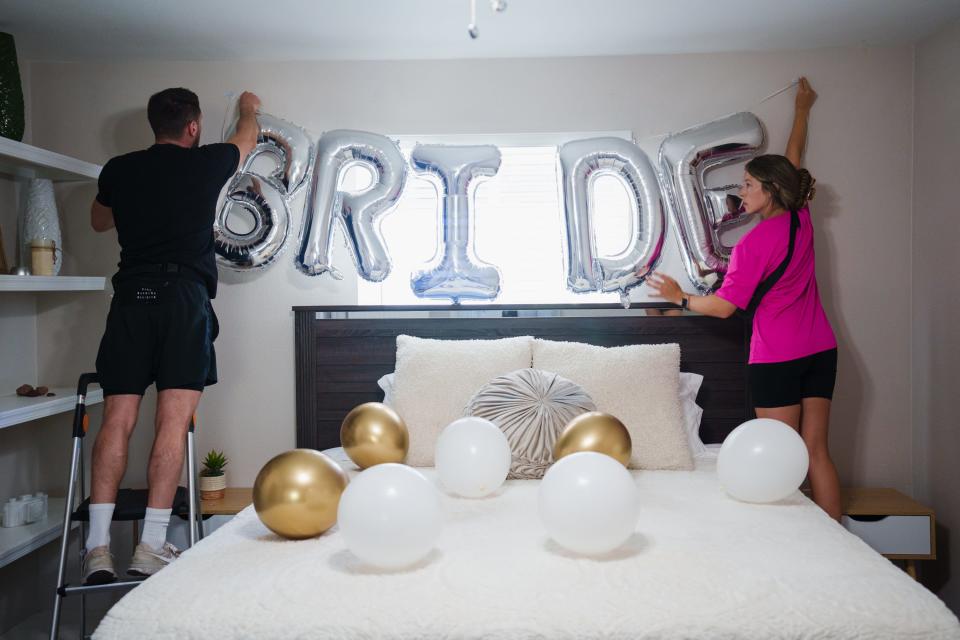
top-left (467, 0), bottom-right (507, 39)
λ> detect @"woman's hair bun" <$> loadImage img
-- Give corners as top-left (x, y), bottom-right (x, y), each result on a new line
top-left (796, 168), bottom-right (816, 208)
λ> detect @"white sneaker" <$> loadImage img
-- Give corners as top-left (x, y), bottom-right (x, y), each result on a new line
top-left (83, 545), bottom-right (116, 585)
top-left (127, 542), bottom-right (181, 577)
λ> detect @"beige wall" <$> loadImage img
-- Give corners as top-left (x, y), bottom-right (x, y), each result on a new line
top-left (26, 49), bottom-right (916, 493)
top-left (912, 19), bottom-right (960, 614)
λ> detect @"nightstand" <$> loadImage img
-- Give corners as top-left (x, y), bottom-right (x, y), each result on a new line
top-left (840, 488), bottom-right (935, 580)
top-left (201, 487), bottom-right (253, 516)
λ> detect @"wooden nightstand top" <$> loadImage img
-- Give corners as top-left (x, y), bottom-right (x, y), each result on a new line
top-left (841, 488), bottom-right (934, 517)
top-left (201, 487), bottom-right (253, 515)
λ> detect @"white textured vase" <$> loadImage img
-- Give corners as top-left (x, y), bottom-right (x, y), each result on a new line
top-left (21, 178), bottom-right (61, 275)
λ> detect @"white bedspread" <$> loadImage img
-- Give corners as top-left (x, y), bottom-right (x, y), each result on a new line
top-left (94, 453), bottom-right (960, 639)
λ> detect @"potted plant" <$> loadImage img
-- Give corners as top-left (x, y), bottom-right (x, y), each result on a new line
top-left (199, 449), bottom-right (228, 500)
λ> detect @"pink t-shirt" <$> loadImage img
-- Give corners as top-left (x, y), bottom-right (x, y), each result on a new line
top-left (715, 207), bottom-right (836, 364)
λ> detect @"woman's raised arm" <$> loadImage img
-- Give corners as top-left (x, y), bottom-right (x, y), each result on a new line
top-left (785, 77), bottom-right (817, 169)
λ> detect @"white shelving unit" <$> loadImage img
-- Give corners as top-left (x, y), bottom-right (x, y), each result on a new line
top-left (0, 136), bottom-right (101, 182)
top-left (0, 498), bottom-right (77, 569)
top-left (0, 275), bottom-right (106, 292)
top-left (0, 141), bottom-right (103, 571)
top-left (0, 386), bottom-right (103, 430)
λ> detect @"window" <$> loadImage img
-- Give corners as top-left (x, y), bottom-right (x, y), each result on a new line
top-left (350, 133), bottom-right (635, 306)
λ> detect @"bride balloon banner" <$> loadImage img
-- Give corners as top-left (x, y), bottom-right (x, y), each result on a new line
top-left (214, 111), bottom-right (765, 303)
top-left (214, 113), bottom-right (313, 270)
top-left (659, 112), bottom-right (764, 293)
top-left (297, 130), bottom-right (407, 281)
top-left (409, 144), bottom-right (502, 303)
top-left (558, 136), bottom-right (666, 302)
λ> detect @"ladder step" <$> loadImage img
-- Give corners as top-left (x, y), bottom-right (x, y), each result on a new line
top-left (59, 578), bottom-right (146, 597)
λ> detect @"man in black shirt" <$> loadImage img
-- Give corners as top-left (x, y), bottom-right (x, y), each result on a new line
top-left (83, 88), bottom-right (259, 583)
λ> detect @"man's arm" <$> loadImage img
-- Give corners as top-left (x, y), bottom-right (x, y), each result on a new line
top-left (90, 199), bottom-right (114, 232)
top-left (785, 77), bottom-right (816, 169)
top-left (226, 91), bottom-right (262, 170)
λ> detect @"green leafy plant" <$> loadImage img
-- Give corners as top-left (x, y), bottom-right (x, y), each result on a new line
top-left (201, 450), bottom-right (228, 477)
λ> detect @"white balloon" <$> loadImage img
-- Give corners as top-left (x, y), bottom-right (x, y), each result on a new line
top-left (717, 418), bottom-right (810, 503)
top-left (336, 463), bottom-right (442, 569)
top-left (435, 417), bottom-right (511, 498)
top-left (538, 451), bottom-right (639, 555)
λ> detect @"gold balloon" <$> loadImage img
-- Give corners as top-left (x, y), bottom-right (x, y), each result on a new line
top-left (553, 411), bottom-right (632, 466)
top-left (253, 449), bottom-right (349, 540)
top-left (340, 402), bottom-right (409, 469)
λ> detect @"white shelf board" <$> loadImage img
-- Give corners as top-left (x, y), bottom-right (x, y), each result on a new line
top-left (0, 497), bottom-right (77, 569)
top-left (0, 275), bottom-right (106, 292)
top-left (0, 386), bottom-right (103, 430)
top-left (0, 274), bottom-right (107, 292)
top-left (0, 136), bottom-right (101, 182)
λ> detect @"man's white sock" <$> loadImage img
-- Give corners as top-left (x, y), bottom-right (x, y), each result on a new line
top-left (141, 507), bottom-right (172, 551)
top-left (85, 503), bottom-right (115, 552)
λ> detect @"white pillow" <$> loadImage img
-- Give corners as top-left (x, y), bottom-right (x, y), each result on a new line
top-left (381, 370), bottom-right (707, 456)
top-left (377, 373), bottom-right (396, 405)
top-left (391, 335), bottom-right (534, 466)
top-left (532, 339), bottom-right (693, 470)
top-left (679, 372), bottom-right (707, 457)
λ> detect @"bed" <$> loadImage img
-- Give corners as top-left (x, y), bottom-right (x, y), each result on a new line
top-left (93, 305), bottom-right (960, 639)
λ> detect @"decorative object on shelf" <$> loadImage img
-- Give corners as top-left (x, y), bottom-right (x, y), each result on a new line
top-left (553, 411), bottom-right (632, 467)
top-left (21, 178), bottom-right (62, 275)
top-left (30, 238), bottom-right (57, 276)
top-left (199, 449), bottom-right (229, 500)
top-left (15, 384), bottom-right (54, 397)
top-left (0, 33), bottom-right (25, 142)
top-left (1, 493), bottom-right (47, 528)
top-left (340, 402), bottom-right (409, 469)
top-left (253, 449), bottom-right (348, 540)
top-left (9, 265), bottom-right (30, 275)
top-left (0, 224), bottom-right (9, 273)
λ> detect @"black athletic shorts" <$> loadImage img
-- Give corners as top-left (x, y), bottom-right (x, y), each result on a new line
top-left (747, 348), bottom-right (837, 408)
top-left (96, 276), bottom-right (219, 396)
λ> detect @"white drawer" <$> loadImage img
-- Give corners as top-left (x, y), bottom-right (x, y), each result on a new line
top-left (842, 515), bottom-right (931, 556)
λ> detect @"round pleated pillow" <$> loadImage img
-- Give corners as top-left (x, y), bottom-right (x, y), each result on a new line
top-left (464, 368), bottom-right (596, 479)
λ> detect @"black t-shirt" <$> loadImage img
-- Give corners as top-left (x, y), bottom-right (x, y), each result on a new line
top-left (96, 143), bottom-right (240, 298)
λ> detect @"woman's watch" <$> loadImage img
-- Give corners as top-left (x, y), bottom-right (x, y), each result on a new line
top-left (680, 295), bottom-right (689, 310)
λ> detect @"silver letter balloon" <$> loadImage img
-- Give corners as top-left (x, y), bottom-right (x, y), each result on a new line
top-left (558, 137), bottom-right (666, 305)
top-left (658, 112), bottom-right (764, 293)
top-left (297, 130), bottom-right (407, 281)
top-left (214, 113), bottom-right (314, 270)
top-left (208, 105), bottom-right (771, 305)
top-left (409, 144), bottom-right (502, 303)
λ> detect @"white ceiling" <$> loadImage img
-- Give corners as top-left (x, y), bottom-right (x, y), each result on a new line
top-left (1, 0), bottom-right (959, 62)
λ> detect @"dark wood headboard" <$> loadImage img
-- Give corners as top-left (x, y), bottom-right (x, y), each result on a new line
top-left (294, 305), bottom-right (751, 451)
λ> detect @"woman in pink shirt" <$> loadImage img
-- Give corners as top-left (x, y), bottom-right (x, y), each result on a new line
top-left (649, 78), bottom-right (841, 520)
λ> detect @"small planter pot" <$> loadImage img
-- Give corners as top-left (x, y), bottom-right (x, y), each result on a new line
top-left (200, 474), bottom-right (226, 500)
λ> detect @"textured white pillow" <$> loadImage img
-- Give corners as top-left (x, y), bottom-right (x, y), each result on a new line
top-left (532, 339), bottom-right (693, 470)
top-left (391, 335), bottom-right (534, 466)
top-left (465, 368), bottom-right (596, 480)
top-left (383, 370), bottom-right (706, 455)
